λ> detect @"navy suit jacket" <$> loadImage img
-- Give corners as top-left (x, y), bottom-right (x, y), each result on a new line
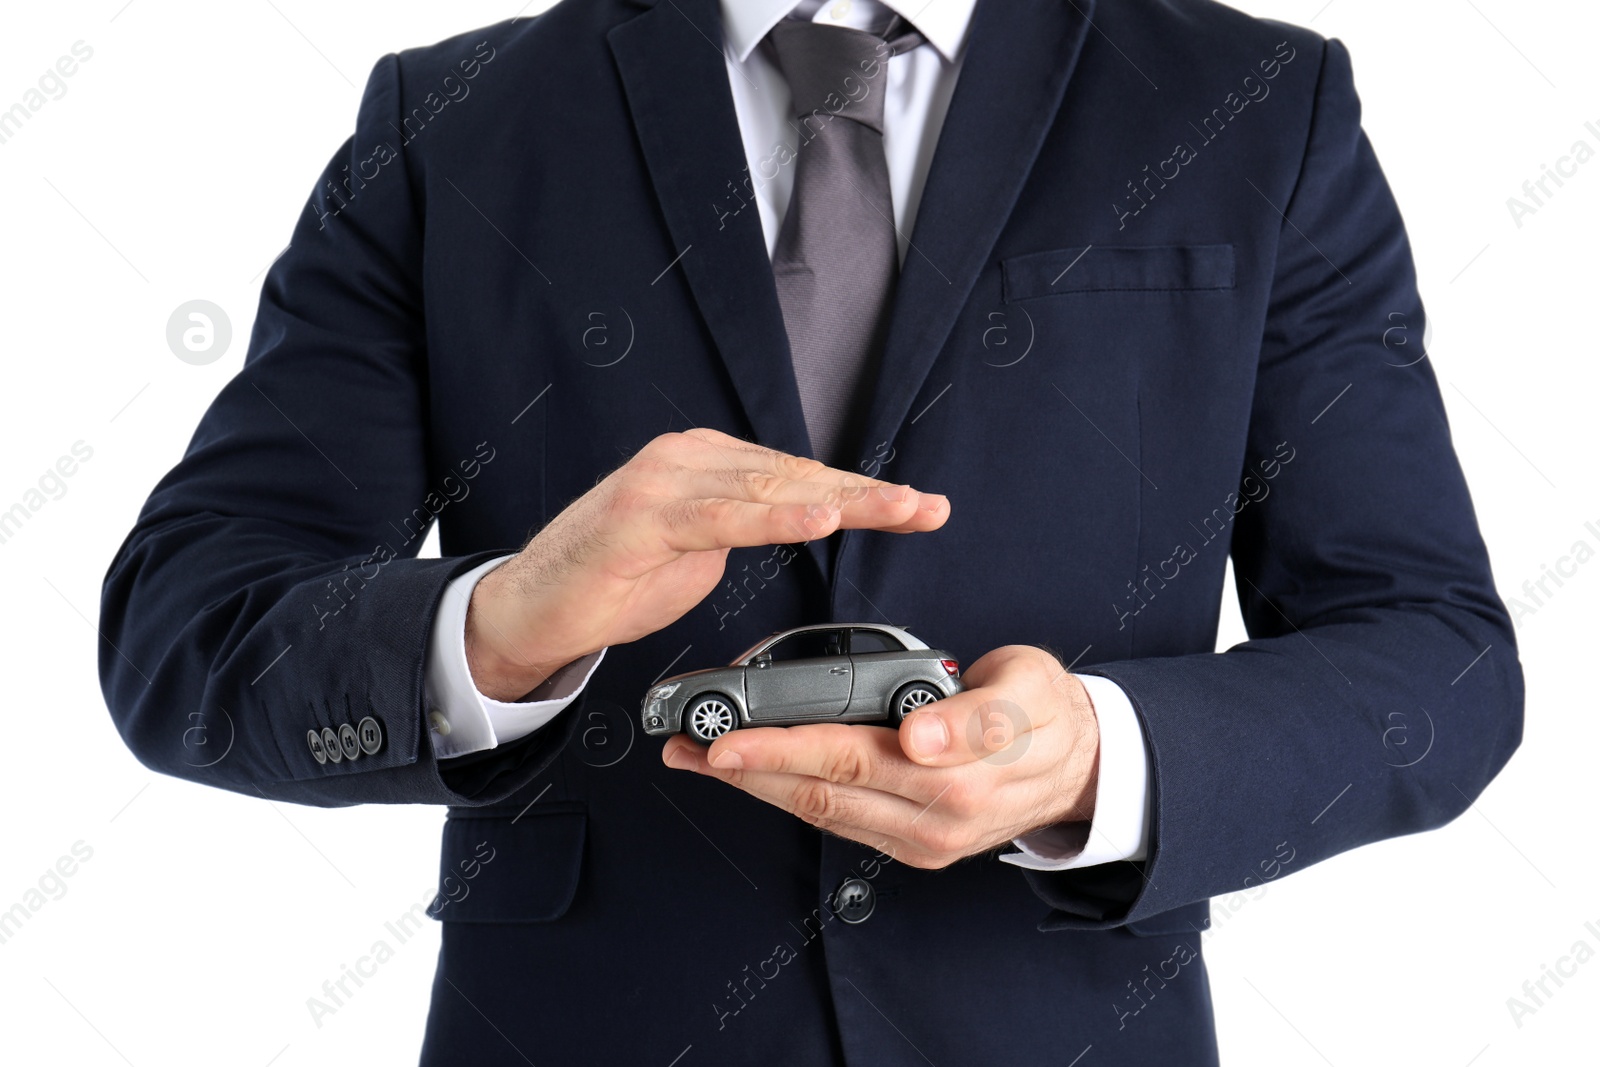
top-left (100, 0), bottom-right (1523, 1062)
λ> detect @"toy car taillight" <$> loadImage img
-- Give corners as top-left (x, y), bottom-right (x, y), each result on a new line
top-left (940, 659), bottom-right (959, 677)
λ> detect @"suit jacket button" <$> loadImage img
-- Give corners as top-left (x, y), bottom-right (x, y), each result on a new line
top-left (357, 716), bottom-right (384, 755)
top-left (834, 877), bottom-right (876, 924)
top-left (338, 723), bottom-right (361, 761)
top-left (322, 726), bottom-right (343, 763)
top-left (307, 729), bottom-right (327, 765)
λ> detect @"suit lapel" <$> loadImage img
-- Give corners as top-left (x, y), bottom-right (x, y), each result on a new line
top-left (611, 0), bottom-right (846, 583)
top-left (608, 0), bottom-right (813, 466)
top-left (834, 0), bottom-right (1095, 595)
top-left (857, 0), bottom-right (1094, 466)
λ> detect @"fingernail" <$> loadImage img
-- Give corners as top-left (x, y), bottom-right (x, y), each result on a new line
top-left (908, 713), bottom-right (948, 758)
top-left (876, 484), bottom-right (911, 503)
top-left (666, 747), bottom-right (698, 771)
top-left (917, 493), bottom-right (948, 513)
top-left (710, 749), bottom-right (743, 770)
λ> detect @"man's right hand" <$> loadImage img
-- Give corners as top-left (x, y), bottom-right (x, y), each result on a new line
top-left (463, 429), bottom-right (950, 701)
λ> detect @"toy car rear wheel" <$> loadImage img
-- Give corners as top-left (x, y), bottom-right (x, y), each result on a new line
top-left (684, 693), bottom-right (738, 744)
top-left (891, 681), bottom-right (943, 723)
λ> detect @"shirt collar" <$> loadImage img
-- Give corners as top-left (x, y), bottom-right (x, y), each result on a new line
top-left (721, 0), bottom-right (976, 65)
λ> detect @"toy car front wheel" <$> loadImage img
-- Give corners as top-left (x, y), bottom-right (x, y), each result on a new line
top-left (891, 681), bottom-right (943, 723)
top-left (684, 693), bottom-right (738, 744)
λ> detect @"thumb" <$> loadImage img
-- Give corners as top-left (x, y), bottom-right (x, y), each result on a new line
top-left (898, 645), bottom-right (1058, 767)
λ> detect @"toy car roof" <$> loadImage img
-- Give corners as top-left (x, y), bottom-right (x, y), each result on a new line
top-left (755, 622), bottom-right (929, 650)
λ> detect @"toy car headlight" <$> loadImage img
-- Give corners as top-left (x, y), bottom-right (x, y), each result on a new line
top-left (648, 682), bottom-right (680, 701)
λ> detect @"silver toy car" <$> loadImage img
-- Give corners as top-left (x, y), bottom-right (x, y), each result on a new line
top-left (641, 623), bottom-right (964, 743)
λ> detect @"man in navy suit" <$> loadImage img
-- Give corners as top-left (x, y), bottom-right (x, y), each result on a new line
top-left (101, 0), bottom-right (1522, 1062)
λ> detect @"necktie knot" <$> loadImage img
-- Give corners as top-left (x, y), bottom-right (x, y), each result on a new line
top-left (766, 16), bottom-right (926, 135)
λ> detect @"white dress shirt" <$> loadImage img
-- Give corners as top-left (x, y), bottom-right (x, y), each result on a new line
top-left (422, 0), bottom-right (1151, 873)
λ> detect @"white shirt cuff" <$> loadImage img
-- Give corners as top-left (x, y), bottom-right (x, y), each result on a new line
top-left (999, 672), bottom-right (1152, 871)
top-left (424, 554), bottom-right (606, 760)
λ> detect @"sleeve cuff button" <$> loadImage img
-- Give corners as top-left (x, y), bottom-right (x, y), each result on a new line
top-left (358, 715), bottom-right (384, 755)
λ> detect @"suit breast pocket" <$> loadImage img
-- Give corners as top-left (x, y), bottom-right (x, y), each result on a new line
top-left (427, 808), bottom-right (586, 924)
top-left (1002, 244), bottom-right (1236, 301)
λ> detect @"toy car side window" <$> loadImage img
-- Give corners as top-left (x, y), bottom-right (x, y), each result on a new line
top-left (766, 630), bottom-right (843, 661)
top-left (849, 629), bottom-right (904, 654)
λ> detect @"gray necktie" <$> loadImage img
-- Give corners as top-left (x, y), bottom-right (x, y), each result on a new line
top-left (766, 15), bottom-right (927, 469)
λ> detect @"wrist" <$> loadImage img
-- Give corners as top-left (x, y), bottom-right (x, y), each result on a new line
top-left (1052, 672), bottom-right (1101, 824)
top-left (464, 567), bottom-right (591, 702)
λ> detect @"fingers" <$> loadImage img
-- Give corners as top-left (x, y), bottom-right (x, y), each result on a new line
top-left (896, 700), bottom-right (1037, 769)
top-left (660, 734), bottom-right (1009, 869)
top-left (669, 469), bottom-right (945, 532)
top-left (896, 646), bottom-right (1067, 768)
top-left (673, 428), bottom-right (850, 487)
top-left (670, 735), bottom-right (929, 824)
top-left (676, 427), bottom-right (840, 484)
top-left (645, 498), bottom-right (842, 553)
top-left (664, 429), bottom-right (950, 533)
top-left (704, 724), bottom-right (924, 797)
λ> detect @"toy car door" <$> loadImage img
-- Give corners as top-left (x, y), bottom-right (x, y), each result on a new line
top-left (743, 628), bottom-right (851, 721)
top-left (845, 627), bottom-right (909, 719)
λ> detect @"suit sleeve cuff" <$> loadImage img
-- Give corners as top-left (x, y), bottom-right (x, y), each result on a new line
top-left (1000, 672), bottom-right (1152, 871)
top-left (423, 555), bottom-right (606, 760)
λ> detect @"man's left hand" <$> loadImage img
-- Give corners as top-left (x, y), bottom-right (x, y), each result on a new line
top-left (662, 644), bottom-right (1101, 868)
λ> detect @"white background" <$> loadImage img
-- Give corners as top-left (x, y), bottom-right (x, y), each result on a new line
top-left (1, 1), bottom-right (1595, 1064)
